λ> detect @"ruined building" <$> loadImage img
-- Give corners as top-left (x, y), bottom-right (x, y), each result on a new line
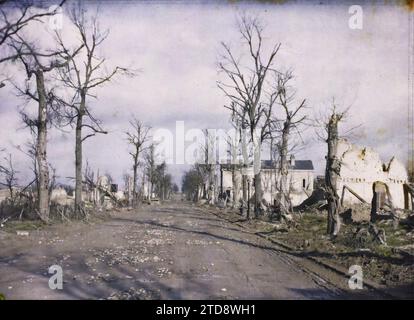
top-left (336, 139), bottom-right (412, 210)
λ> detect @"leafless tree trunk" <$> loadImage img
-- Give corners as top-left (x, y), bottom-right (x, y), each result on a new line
top-left (240, 125), bottom-right (248, 214)
top-left (83, 160), bottom-right (95, 196)
top-left (15, 135), bottom-right (39, 208)
top-left (132, 152), bottom-right (139, 203)
top-left (154, 164), bottom-right (172, 201)
top-left (202, 130), bottom-right (216, 204)
top-left (145, 144), bottom-right (157, 201)
top-left (48, 164), bottom-right (57, 203)
top-left (314, 101), bottom-right (356, 237)
top-left (126, 118), bottom-right (150, 207)
top-left (272, 70), bottom-right (307, 216)
top-left (325, 111), bottom-right (343, 236)
top-left (0, 153), bottom-right (18, 205)
top-left (35, 70), bottom-right (49, 218)
top-left (14, 70), bottom-right (50, 218)
top-left (218, 15), bottom-right (281, 218)
top-left (279, 122), bottom-right (290, 211)
top-left (74, 109), bottom-right (84, 210)
top-left (6, 31), bottom-right (82, 221)
top-left (226, 109), bottom-right (247, 211)
top-left (55, 6), bottom-right (133, 213)
top-left (26, 136), bottom-right (38, 191)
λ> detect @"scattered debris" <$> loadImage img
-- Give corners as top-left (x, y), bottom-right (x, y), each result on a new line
top-left (107, 287), bottom-right (160, 300)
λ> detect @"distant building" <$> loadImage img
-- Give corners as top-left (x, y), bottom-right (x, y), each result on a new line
top-left (220, 155), bottom-right (314, 207)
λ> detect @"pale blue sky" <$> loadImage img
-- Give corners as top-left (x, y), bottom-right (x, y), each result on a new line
top-left (0, 1), bottom-right (411, 187)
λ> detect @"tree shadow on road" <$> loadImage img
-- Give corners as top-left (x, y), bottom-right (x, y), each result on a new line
top-left (0, 247), bottom-right (216, 300)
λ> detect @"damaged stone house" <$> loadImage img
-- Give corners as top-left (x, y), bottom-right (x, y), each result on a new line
top-left (0, 173), bottom-right (127, 209)
top-left (50, 175), bottom-right (125, 207)
top-left (336, 139), bottom-right (412, 211)
top-left (220, 156), bottom-right (314, 207)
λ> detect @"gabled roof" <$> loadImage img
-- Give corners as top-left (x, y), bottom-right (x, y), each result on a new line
top-left (261, 160), bottom-right (274, 169)
top-left (292, 160), bottom-right (314, 171)
top-left (221, 160), bottom-right (314, 171)
top-left (261, 160), bottom-right (314, 170)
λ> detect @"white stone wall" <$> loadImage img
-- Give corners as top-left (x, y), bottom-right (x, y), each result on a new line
top-left (221, 167), bottom-right (314, 206)
top-left (50, 187), bottom-right (71, 205)
top-left (336, 139), bottom-right (409, 209)
top-left (222, 170), bottom-right (237, 197)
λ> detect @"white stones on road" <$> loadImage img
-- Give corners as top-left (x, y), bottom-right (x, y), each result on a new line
top-left (185, 239), bottom-right (222, 246)
top-left (107, 287), bottom-right (160, 300)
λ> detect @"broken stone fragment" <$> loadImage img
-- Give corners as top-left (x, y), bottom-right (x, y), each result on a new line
top-left (16, 231), bottom-right (29, 236)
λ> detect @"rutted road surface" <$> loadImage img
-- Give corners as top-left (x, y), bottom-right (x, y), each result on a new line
top-left (0, 201), bottom-right (360, 299)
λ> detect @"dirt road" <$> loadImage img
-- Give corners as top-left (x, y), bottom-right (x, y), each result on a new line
top-left (0, 201), bottom-right (379, 299)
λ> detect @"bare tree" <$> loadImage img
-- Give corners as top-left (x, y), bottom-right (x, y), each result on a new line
top-left (0, 1), bottom-right (65, 48)
top-left (314, 102), bottom-right (350, 236)
top-left (162, 173), bottom-right (173, 200)
top-left (15, 132), bottom-right (38, 186)
top-left (143, 147), bottom-right (173, 202)
top-left (200, 129), bottom-right (217, 204)
top-left (0, 1), bottom-right (65, 86)
top-left (218, 14), bottom-right (281, 218)
top-left (172, 183), bottom-right (179, 193)
top-left (271, 70), bottom-right (307, 216)
top-left (48, 163), bottom-right (57, 202)
top-left (5, 30), bottom-right (82, 221)
top-left (122, 172), bottom-right (132, 204)
top-left (325, 109), bottom-right (344, 236)
top-left (181, 166), bottom-right (203, 201)
top-left (226, 108), bottom-right (256, 216)
top-left (0, 152), bottom-right (18, 204)
top-left (153, 162), bottom-right (172, 201)
top-left (144, 144), bottom-right (156, 200)
top-left (83, 160), bottom-right (95, 193)
top-left (54, 6), bottom-right (133, 213)
top-left (226, 122), bottom-right (241, 207)
top-left (126, 117), bottom-right (150, 207)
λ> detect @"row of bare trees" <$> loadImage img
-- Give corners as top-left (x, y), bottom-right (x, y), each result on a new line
top-left (216, 14), bottom-right (349, 236)
top-left (1, 2), bottom-right (176, 217)
top-left (0, 1), bottom-right (130, 221)
top-left (125, 117), bottom-right (150, 206)
top-left (217, 15), bottom-right (308, 218)
top-left (181, 165), bottom-right (203, 202)
top-left (124, 118), bottom-right (177, 205)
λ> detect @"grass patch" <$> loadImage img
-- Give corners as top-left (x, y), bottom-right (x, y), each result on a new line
top-left (3, 220), bottom-right (45, 233)
top-left (374, 245), bottom-right (394, 258)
